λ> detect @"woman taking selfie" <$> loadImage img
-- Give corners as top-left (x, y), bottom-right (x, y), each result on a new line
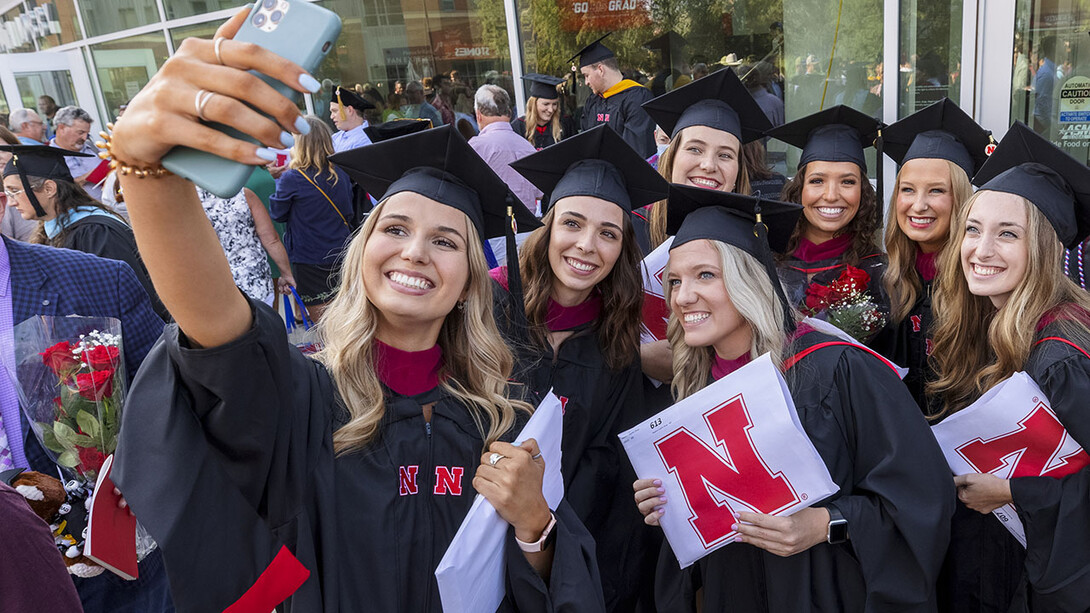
top-left (929, 122), bottom-right (1090, 612)
top-left (633, 184), bottom-right (953, 612)
top-left (107, 11), bottom-right (603, 612)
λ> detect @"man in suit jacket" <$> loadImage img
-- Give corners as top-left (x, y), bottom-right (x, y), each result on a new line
top-left (1, 236), bottom-right (172, 611)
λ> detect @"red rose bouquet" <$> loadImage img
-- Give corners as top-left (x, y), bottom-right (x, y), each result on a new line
top-left (803, 266), bottom-right (887, 342)
top-left (8, 317), bottom-right (126, 484)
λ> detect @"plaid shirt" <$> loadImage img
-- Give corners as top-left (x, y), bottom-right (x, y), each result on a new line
top-left (5, 237), bottom-right (165, 473)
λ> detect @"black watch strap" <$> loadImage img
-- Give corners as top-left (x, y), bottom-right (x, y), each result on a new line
top-left (826, 503), bottom-right (849, 544)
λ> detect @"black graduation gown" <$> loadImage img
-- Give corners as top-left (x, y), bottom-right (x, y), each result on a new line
top-left (58, 215), bottom-right (170, 321)
top-left (112, 299), bottom-right (605, 613)
top-left (511, 117), bottom-right (560, 150)
top-left (655, 330), bottom-right (956, 613)
top-left (940, 317), bottom-right (1090, 612)
top-left (871, 279), bottom-right (934, 413)
top-left (493, 282), bottom-right (656, 611)
top-left (777, 251), bottom-right (889, 345)
top-left (579, 83), bottom-right (656, 159)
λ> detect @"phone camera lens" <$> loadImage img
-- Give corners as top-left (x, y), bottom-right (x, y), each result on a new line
top-left (262, 0), bottom-right (276, 8)
top-left (252, 11), bottom-right (266, 26)
top-left (270, 9), bottom-right (282, 22)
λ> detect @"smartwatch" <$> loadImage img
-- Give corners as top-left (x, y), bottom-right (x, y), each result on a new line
top-left (516, 511), bottom-right (557, 553)
top-left (826, 503), bottom-right (849, 544)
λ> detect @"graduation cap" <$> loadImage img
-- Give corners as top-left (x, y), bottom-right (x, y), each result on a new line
top-left (1, 144), bottom-right (92, 218)
top-left (666, 183), bottom-right (803, 332)
top-left (363, 118), bottom-right (432, 143)
top-left (333, 86), bottom-right (376, 122)
top-left (641, 67), bottom-right (772, 142)
top-left (883, 98), bottom-right (993, 177)
top-left (568, 33), bottom-right (614, 70)
top-left (510, 124), bottom-right (668, 213)
top-left (642, 31), bottom-right (687, 53)
top-left (522, 74), bottom-right (565, 100)
top-left (972, 121), bottom-right (1090, 248)
top-left (766, 105), bottom-right (883, 171)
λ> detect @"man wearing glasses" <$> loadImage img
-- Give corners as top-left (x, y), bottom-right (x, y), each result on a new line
top-left (8, 109), bottom-right (46, 145)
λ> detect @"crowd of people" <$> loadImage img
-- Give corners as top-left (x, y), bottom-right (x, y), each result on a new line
top-left (2, 7), bottom-right (1090, 613)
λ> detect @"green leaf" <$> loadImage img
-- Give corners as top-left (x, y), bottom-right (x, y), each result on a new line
top-left (53, 421), bottom-right (78, 450)
top-left (70, 433), bottom-right (97, 447)
top-left (56, 449), bottom-right (79, 468)
top-left (76, 410), bottom-right (101, 439)
top-left (38, 425), bottom-right (66, 453)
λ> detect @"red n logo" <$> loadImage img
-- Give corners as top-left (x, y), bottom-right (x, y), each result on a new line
top-left (957, 402), bottom-right (1090, 478)
top-left (654, 395), bottom-right (799, 548)
top-left (399, 465), bottom-right (419, 496)
top-left (433, 466), bottom-right (465, 495)
top-left (910, 315), bottom-right (922, 332)
top-left (558, 395), bottom-right (569, 415)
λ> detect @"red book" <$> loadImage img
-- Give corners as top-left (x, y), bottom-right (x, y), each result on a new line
top-left (84, 158), bottom-right (112, 186)
top-left (83, 454), bottom-right (139, 580)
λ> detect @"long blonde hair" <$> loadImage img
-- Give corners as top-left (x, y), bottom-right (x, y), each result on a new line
top-left (290, 115), bottom-right (340, 186)
top-left (928, 192), bottom-right (1090, 417)
top-left (648, 128), bottom-right (752, 250)
top-left (315, 197), bottom-right (532, 454)
top-left (668, 240), bottom-right (790, 401)
top-left (523, 97), bottom-right (562, 145)
top-left (883, 160), bottom-right (974, 323)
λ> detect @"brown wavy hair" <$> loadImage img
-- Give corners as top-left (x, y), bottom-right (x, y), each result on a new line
top-left (928, 192), bottom-right (1090, 417)
top-left (647, 128), bottom-right (752, 250)
top-left (518, 205), bottom-right (643, 370)
top-left (23, 175), bottom-right (127, 246)
top-left (882, 160), bottom-right (974, 323)
top-left (522, 97), bottom-right (562, 145)
top-left (778, 161), bottom-right (882, 264)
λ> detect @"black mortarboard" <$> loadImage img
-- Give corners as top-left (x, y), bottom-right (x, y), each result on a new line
top-left (568, 33), bottom-right (615, 69)
top-left (1, 144), bottom-right (91, 217)
top-left (883, 98), bottom-right (993, 176)
top-left (642, 31), bottom-right (687, 64)
top-left (510, 124), bottom-right (668, 213)
top-left (333, 86), bottom-right (375, 121)
top-left (641, 67), bottom-right (772, 142)
top-left (521, 73), bottom-right (565, 100)
top-left (972, 121), bottom-right (1090, 248)
top-left (363, 118), bottom-right (432, 143)
top-left (766, 105), bottom-right (883, 170)
top-left (667, 183), bottom-right (803, 332)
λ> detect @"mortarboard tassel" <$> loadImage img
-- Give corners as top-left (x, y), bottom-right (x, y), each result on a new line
top-left (337, 90), bottom-right (346, 122)
top-left (874, 127), bottom-right (884, 230)
top-left (11, 154), bottom-right (48, 218)
top-left (504, 197), bottom-right (531, 347)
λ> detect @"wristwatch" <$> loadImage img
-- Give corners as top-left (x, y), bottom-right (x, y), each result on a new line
top-left (516, 511), bottom-right (557, 553)
top-left (826, 503), bottom-right (849, 544)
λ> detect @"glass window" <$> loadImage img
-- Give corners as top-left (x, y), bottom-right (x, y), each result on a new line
top-left (90, 32), bottom-right (169, 119)
top-left (1012, 0), bottom-right (1090, 163)
top-left (169, 19), bottom-right (224, 49)
top-left (898, 0), bottom-right (962, 118)
top-left (28, 0), bottom-right (84, 50)
top-left (163, 0), bottom-right (238, 21)
top-left (1, 5), bottom-right (41, 53)
top-left (14, 70), bottom-right (77, 109)
top-left (311, 0), bottom-right (512, 131)
top-left (78, 0), bottom-right (162, 38)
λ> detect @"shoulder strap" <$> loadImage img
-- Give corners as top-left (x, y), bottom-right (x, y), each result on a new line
top-left (298, 170), bottom-right (350, 228)
top-left (1035, 336), bottom-right (1090, 361)
top-left (784, 339), bottom-right (901, 375)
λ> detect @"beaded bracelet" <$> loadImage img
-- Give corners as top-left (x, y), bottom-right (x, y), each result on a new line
top-left (95, 123), bottom-right (172, 179)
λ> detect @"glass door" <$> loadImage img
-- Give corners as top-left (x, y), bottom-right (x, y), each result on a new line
top-left (0, 48), bottom-right (102, 134)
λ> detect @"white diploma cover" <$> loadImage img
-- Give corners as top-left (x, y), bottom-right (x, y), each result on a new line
top-left (930, 372), bottom-right (1090, 547)
top-left (639, 236), bottom-right (674, 344)
top-left (619, 353), bottom-right (839, 568)
top-left (435, 392), bottom-right (564, 612)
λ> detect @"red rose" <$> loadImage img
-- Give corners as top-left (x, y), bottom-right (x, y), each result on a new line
top-left (41, 341), bottom-right (80, 376)
top-left (77, 446), bottom-right (106, 476)
top-left (76, 369), bottom-right (114, 401)
top-left (82, 345), bottom-right (120, 371)
top-left (839, 266), bottom-right (871, 292)
top-left (805, 283), bottom-right (835, 312)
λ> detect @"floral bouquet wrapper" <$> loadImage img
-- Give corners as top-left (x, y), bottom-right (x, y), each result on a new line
top-left (803, 266), bottom-right (888, 343)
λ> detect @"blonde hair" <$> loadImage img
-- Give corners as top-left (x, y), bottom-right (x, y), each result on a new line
top-left (883, 160), bottom-right (974, 323)
top-left (648, 128), bottom-right (752, 250)
top-left (928, 192), bottom-right (1090, 417)
top-left (667, 240), bottom-right (790, 401)
top-left (523, 97), bottom-right (562, 145)
top-left (290, 115), bottom-right (340, 186)
top-left (315, 197), bottom-right (532, 454)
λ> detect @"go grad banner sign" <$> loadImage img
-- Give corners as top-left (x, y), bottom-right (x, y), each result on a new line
top-left (931, 371), bottom-right (1090, 547)
top-left (619, 353), bottom-right (838, 568)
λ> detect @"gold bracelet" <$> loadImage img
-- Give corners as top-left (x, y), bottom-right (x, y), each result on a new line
top-left (95, 123), bottom-right (172, 179)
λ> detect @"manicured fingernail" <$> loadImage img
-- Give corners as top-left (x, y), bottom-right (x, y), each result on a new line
top-left (653, 479), bottom-right (662, 486)
top-left (659, 496), bottom-right (667, 503)
top-left (730, 523), bottom-right (738, 531)
top-left (255, 147), bottom-right (277, 161)
top-left (659, 508), bottom-right (666, 515)
top-left (294, 116), bottom-right (310, 135)
top-left (299, 73), bottom-right (320, 93)
top-left (656, 487), bottom-right (665, 494)
top-left (113, 487), bottom-right (121, 495)
top-left (279, 131), bottom-right (294, 148)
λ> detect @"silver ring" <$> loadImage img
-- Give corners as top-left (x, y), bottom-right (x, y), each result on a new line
top-left (488, 452), bottom-right (506, 466)
top-left (213, 37), bottom-right (226, 65)
top-left (531, 453), bottom-right (542, 460)
top-left (195, 89), bottom-right (216, 122)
